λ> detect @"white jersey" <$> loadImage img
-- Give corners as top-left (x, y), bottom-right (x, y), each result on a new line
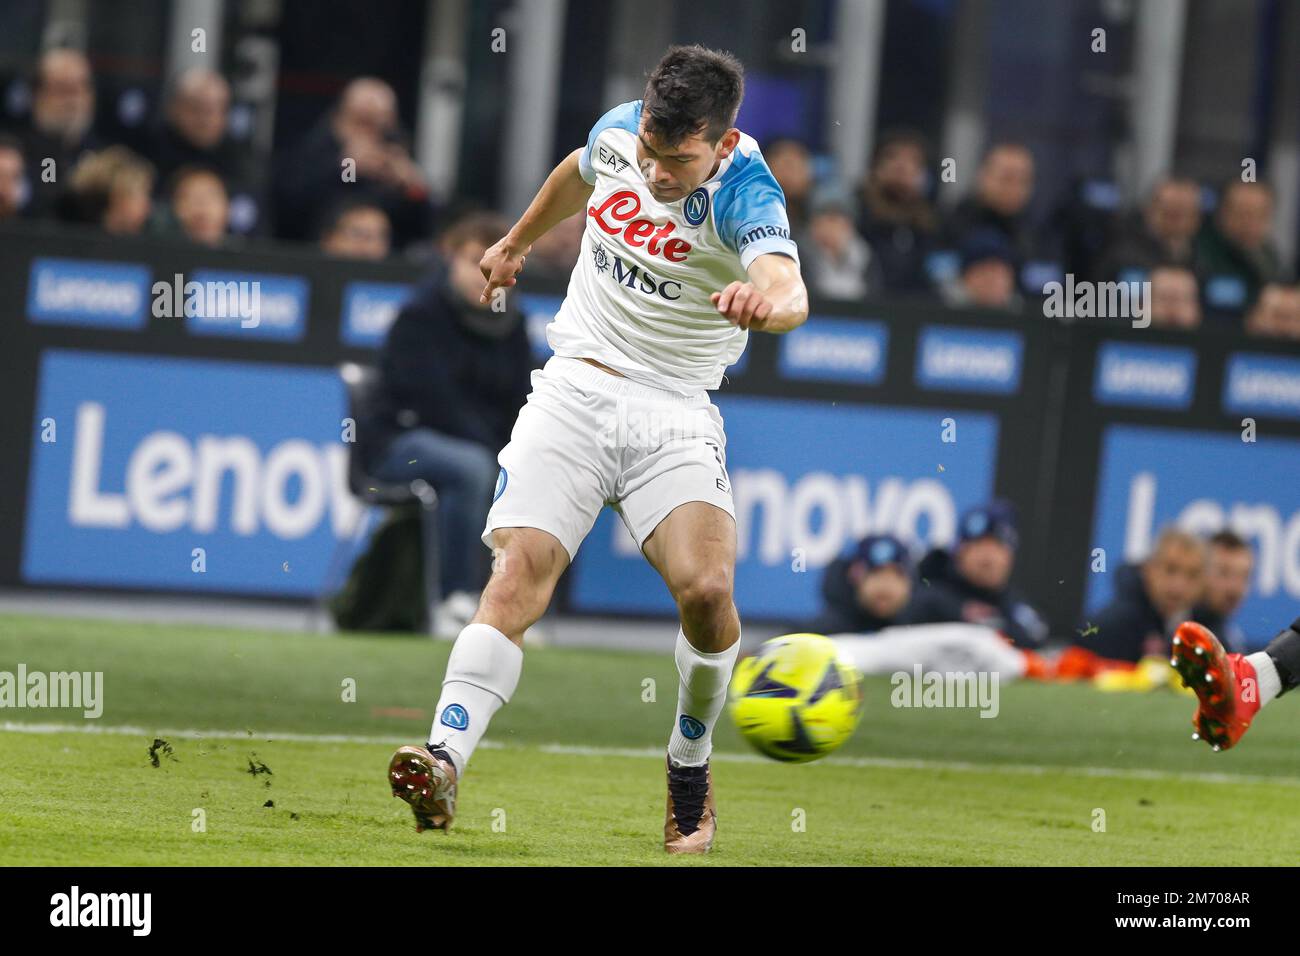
top-left (546, 99), bottom-right (799, 394)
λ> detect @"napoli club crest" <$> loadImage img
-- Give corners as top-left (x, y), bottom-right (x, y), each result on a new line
top-left (683, 187), bottom-right (710, 226)
top-left (440, 704), bottom-right (469, 730)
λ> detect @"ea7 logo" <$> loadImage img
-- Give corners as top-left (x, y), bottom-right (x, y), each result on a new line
top-left (598, 145), bottom-right (628, 174)
top-left (50, 886), bottom-right (151, 936)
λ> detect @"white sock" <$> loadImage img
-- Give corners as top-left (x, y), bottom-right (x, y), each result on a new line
top-left (668, 628), bottom-right (741, 767)
top-left (1247, 652), bottom-right (1282, 708)
top-left (428, 623), bottom-right (523, 775)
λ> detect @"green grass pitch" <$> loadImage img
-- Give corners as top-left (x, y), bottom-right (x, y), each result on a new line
top-left (1, 613), bottom-right (1296, 866)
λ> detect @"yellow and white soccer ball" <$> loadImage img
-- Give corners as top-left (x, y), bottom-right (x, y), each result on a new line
top-left (728, 633), bottom-right (864, 763)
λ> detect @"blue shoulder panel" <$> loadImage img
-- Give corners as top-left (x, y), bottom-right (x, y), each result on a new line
top-left (579, 100), bottom-right (642, 184)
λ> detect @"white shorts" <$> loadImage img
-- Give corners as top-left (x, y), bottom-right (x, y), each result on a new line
top-left (483, 356), bottom-right (735, 561)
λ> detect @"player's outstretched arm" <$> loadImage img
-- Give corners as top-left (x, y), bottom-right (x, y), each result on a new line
top-left (711, 252), bottom-right (809, 333)
top-left (478, 147), bottom-right (595, 304)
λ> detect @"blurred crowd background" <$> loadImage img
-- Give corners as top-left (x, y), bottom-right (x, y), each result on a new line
top-left (2, 0), bottom-right (1300, 336)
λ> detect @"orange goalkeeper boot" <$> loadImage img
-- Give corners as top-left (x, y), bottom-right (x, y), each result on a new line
top-left (1170, 621), bottom-right (1261, 751)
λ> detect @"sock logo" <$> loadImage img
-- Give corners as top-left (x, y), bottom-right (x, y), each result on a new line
top-left (440, 704), bottom-right (469, 730)
top-left (679, 715), bottom-right (706, 739)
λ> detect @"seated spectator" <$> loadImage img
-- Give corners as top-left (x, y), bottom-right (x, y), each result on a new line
top-left (18, 48), bottom-right (101, 218)
top-left (1095, 175), bottom-right (1202, 279)
top-left (1072, 527), bottom-right (1206, 665)
top-left (765, 137), bottom-right (813, 234)
top-left (166, 165), bottom-right (230, 246)
top-left (1196, 180), bottom-right (1287, 310)
top-left (358, 213), bottom-right (533, 623)
top-left (319, 197), bottom-right (392, 260)
top-left (64, 145), bottom-right (154, 235)
top-left (798, 185), bottom-right (880, 301)
top-left (1191, 530), bottom-right (1254, 653)
top-left (943, 141), bottom-right (1036, 262)
top-left (149, 68), bottom-right (260, 232)
top-left (1244, 282), bottom-right (1300, 340)
top-left (276, 77), bottom-right (434, 247)
top-left (908, 501), bottom-right (1048, 648)
top-left (0, 136), bottom-right (25, 222)
top-left (1147, 264), bottom-right (1201, 329)
top-left (813, 534), bottom-right (914, 635)
top-left (856, 128), bottom-right (937, 293)
top-left (523, 210), bottom-right (584, 279)
top-left (940, 227), bottom-right (1021, 312)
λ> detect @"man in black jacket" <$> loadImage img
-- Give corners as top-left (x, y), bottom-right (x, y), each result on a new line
top-left (813, 533), bottom-right (914, 634)
top-left (907, 500), bottom-right (1047, 649)
top-left (361, 212), bottom-right (533, 609)
top-left (1074, 527), bottom-right (1206, 663)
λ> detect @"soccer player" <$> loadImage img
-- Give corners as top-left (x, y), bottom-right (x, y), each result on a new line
top-left (388, 45), bottom-right (808, 853)
top-left (1171, 618), bottom-right (1300, 750)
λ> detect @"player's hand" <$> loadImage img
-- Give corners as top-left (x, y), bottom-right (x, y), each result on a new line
top-left (711, 281), bottom-right (773, 330)
top-left (479, 237), bottom-right (532, 305)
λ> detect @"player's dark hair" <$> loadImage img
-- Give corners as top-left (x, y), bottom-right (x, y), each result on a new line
top-left (641, 45), bottom-right (744, 146)
top-left (1208, 529), bottom-right (1250, 552)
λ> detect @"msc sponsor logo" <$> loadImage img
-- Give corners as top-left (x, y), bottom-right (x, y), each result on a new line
top-left (915, 325), bottom-right (1023, 394)
top-left (24, 350), bottom-right (357, 595)
top-left (1223, 353), bottom-right (1300, 420)
top-left (778, 317), bottom-right (888, 384)
top-left (1093, 342), bottom-right (1196, 409)
top-left (341, 281), bottom-right (412, 347)
top-left (184, 270), bottom-right (308, 341)
top-left (596, 246), bottom-right (683, 301)
top-left (27, 257), bottom-right (151, 329)
top-left (587, 189), bottom-right (691, 261)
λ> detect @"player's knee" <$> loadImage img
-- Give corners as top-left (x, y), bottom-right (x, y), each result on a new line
top-left (674, 570), bottom-right (734, 623)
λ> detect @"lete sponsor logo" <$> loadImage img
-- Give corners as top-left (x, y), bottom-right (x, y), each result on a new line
top-left (1093, 342), bottom-right (1197, 409)
top-left (1088, 424), bottom-right (1300, 645)
top-left (915, 325), bottom-right (1023, 394)
top-left (1223, 352), bottom-right (1300, 420)
top-left (24, 350), bottom-right (360, 595)
top-left (588, 189), bottom-right (692, 261)
top-left (26, 257), bottom-right (151, 329)
top-left (570, 396), bottom-right (999, 617)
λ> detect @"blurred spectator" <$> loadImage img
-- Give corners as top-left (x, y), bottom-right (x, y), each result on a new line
top-left (167, 166), bottom-right (229, 246)
top-left (1196, 181), bottom-right (1286, 308)
top-left (0, 135), bottom-right (25, 222)
top-left (523, 210), bottom-right (584, 279)
top-left (908, 501), bottom-right (1048, 648)
top-left (319, 197), bottom-right (392, 260)
top-left (943, 142), bottom-right (1036, 261)
top-left (940, 227), bottom-right (1021, 312)
top-left (149, 68), bottom-right (259, 230)
top-left (1072, 527), bottom-right (1206, 664)
top-left (856, 128), bottom-right (937, 293)
top-left (798, 185), bottom-right (880, 301)
top-left (64, 146), bottom-right (154, 235)
top-left (765, 137), bottom-right (813, 233)
top-left (276, 77), bottom-right (434, 247)
top-left (1191, 530), bottom-right (1253, 653)
top-left (1095, 176), bottom-right (1201, 279)
top-left (1146, 264), bottom-right (1201, 329)
top-left (19, 48), bottom-right (100, 218)
top-left (1243, 282), bottom-right (1300, 340)
top-left (813, 534), bottom-right (914, 635)
top-left (358, 213), bottom-right (532, 621)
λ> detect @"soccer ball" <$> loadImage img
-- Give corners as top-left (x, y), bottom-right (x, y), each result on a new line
top-left (728, 633), bottom-right (864, 763)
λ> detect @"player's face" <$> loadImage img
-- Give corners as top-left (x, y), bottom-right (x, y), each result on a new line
top-left (635, 123), bottom-right (737, 202)
top-left (956, 538), bottom-right (1014, 591)
top-left (855, 565), bottom-right (911, 619)
top-left (1203, 545), bottom-right (1253, 616)
top-left (1143, 544), bottom-right (1205, 618)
